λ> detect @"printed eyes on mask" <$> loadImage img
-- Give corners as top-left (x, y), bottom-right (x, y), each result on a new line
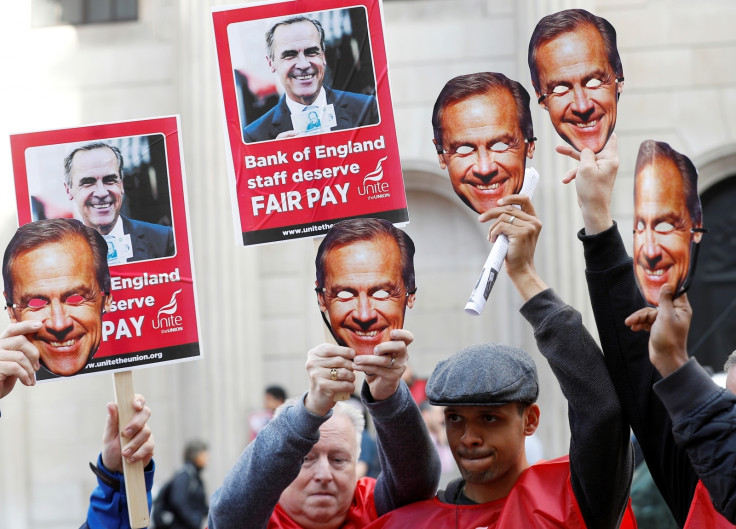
top-left (24, 293), bottom-right (88, 310)
top-left (335, 289), bottom-right (392, 301)
top-left (450, 141), bottom-right (512, 157)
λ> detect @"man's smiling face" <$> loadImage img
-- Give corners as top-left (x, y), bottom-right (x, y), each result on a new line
top-left (633, 157), bottom-right (695, 306)
top-left (535, 23), bottom-right (621, 154)
top-left (318, 237), bottom-right (414, 356)
top-left (268, 20), bottom-right (326, 106)
top-left (437, 89), bottom-right (533, 214)
top-left (64, 146), bottom-right (124, 236)
top-left (7, 236), bottom-right (109, 376)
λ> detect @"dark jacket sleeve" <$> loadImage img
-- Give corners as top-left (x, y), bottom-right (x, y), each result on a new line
top-left (207, 395), bottom-right (328, 529)
top-left (520, 288), bottom-right (633, 529)
top-left (167, 463), bottom-right (207, 529)
top-left (81, 454), bottom-right (154, 529)
top-left (362, 380), bottom-right (440, 516)
top-left (654, 358), bottom-right (736, 522)
top-left (579, 222), bottom-right (698, 526)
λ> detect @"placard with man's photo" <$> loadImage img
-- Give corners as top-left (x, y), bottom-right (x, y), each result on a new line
top-left (9, 116), bottom-right (202, 380)
top-left (213, 0), bottom-right (408, 246)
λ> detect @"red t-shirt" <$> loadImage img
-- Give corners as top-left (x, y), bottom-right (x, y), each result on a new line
top-left (365, 456), bottom-right (638, 529)
top-left (684, 481), bottom-right (736, 528)
top-left (267, 477), bottom-right (378, 529)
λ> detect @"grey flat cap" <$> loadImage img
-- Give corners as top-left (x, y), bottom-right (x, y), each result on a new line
top-left (427, 343), bottom-right (539, 406)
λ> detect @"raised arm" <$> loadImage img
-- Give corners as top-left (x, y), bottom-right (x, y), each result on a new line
top-left (482, 193), bottom-right (632, 529)
top-left (357, 329), bottom-right (440, 515)
top-left (207, 343), bottom-right (355, 529)
top-left (83, 396), bottom-right (155, 529)
top-left (563, 134), bottom-right (699, 525)
top-left (628, 287), bottom-right (736, 522)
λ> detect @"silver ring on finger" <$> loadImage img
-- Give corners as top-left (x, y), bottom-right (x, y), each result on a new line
top-left (389, 356), bottom-right (395, 368)
top-left (508, 215), bottom-right (516, 225)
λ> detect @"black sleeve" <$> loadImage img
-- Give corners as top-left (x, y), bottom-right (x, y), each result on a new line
top-left (168, 469), bottom-right (206, 529)
top-left (579, 223), bottom-right (698, 526)
top-left (655, 358), bottom-right (736, 522)
top-left (521, 288), bottom-right (633, 529)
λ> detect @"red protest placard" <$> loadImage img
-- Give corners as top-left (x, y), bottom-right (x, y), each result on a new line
top-left (213, 0), bottom-right (408, 246)
top-left (9, 116), bottom-right (201, 381)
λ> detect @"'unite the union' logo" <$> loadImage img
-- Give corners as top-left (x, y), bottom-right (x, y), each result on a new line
top-left (357, 156), bottom-right (391, 199)
top-left (152, 289), bottom-right (184, 333)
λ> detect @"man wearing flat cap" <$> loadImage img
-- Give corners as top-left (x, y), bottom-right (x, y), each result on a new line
top-left (367, 194), bottom-right (635, 528)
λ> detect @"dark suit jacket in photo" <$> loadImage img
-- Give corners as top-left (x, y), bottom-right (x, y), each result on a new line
top-left (122, 216), bottom-right (175, 262)
top-left (243, 86), bottom-right (379, 143)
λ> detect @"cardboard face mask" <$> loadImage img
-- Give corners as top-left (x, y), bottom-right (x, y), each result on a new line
top-left (633, 140), bottom-right (704, 307)
top-left (432, 72), bottom-right (535, 215)
top-left (530, 9), bottom-right (623, 154)
top-left (4, 219), bottom-right (111, 377)
top-left (315, 219), bottom-right (415, 356)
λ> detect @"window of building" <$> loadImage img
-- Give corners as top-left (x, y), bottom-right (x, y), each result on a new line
top-left (32, 0), bottom-right (138, 27)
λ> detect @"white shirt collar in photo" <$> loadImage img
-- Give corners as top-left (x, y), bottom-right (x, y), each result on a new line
top-left (108, 216), bottom-right (126, 238)
top-left (285, 87), bottom-right (327, 115)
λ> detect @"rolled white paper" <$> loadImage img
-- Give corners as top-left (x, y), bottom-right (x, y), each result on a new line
top-left (465, 167), bottom-right (540, 316)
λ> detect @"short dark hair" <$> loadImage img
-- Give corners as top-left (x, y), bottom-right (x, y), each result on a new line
top-left (265, 15), bottom-right (325, 61)
top-left (265, 385), bottom-right (287, 402)
top-left (183, 439), bottom-right (208, 464)
top-left (528, 9), bottom-right (623, 93)
top-left (315, 218), bottom-right (416, 293)
top-left (64, 142), bottom-right (124, 188)
top-left (432, 72), bottom-right (534, 149)
top-left (3, 219), bottom-right (111, 305)
top-left (635, 140), bottom-right (702, 226)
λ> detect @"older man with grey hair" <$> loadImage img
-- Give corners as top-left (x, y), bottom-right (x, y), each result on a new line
top-left (369, 193), bottom-right (634, 528)
top-left (208, 219), bottom-right (439, 529)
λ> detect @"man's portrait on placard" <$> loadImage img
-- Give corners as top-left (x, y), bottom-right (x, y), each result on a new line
top-left (633, 140), bottom-right (704, 307)
top-left (24, 134), bottom-right (176, 266)
top-left (228, 6), bottom-right (380, 144)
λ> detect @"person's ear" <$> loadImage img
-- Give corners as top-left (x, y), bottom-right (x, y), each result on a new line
top-left (693, 224), bottom-right (704, 243)
top-left (64, 182), bottom-right (74, 200)
top-left (523, 403), bottom-right (540, 436)
top-left (526, 141), bottom-right (535, 160)
top-left (433, 140), bottom-right (447, 170)
top-left (267, 54), bottom-right (276, 74)
top-left (406, 291), bottom-right (416, 309)
top-left (536, 92), bottom-right (548, 111)
top-left (103, 293), bottom-right (112, 314)
top-left (316, 282), bottom-right (327, 312)
top-left (4, 293), bottom-right (17, 323)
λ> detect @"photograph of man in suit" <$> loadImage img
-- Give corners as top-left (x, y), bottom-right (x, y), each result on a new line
top-left (243, 15), bottom-right (379, 143)
top-left (64, 142), bottom-right (175, 264)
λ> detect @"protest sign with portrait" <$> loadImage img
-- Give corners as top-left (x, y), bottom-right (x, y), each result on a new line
top-left (213, 0), bottom-right (408, 246)
top-left (9, 116), bottom-right (201, 380)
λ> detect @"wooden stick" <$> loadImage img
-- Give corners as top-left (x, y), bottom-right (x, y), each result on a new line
top-left (113, 371), bottom-right (150, 528)
top-left (314, 237), bottom-right (349, 401)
